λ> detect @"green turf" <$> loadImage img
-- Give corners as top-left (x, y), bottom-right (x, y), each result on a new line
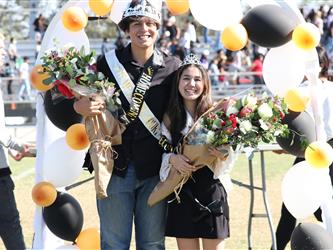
top-left (1, 151), bottom-right (300, 249)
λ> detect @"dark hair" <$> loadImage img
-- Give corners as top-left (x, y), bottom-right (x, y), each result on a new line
top-left (316, 46), bottom-right (330, 78)
top-left (118, 0), bottom-right (160, 32)
top-left (166, 64), bottom-right (212, 145)
top-left (118, 16), bottom-right (160, 32)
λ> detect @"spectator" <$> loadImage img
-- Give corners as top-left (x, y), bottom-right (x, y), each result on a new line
top-left (165, 15), bottom-right (179, 41)
top-left (321, 22), bottom-right (333, 64)
top-left (18, 56), bottom-right (31, 100)
top-left (0, 31), bottom-right (35, 250)
top-left (115, 35), bottom-right (125, 50)
top-left (208, 57), bottom-right (220, 86)
top-left (203, 27), bottom-right (211, 44)
top-left (179, 28), bottom-right (191, 56)
top-left (7, 37), bottom-right (17, 64)
top-left (250, 53), bottom-right (264, 85)
top-left (185, 19), bottom-right (196, 52)
top-left (200, 49), bottom-right (210, 70)
top-left (33, 14), bottom-right (46, 40)
top-left (223, 55), bottom-right (242, 85)
top-left (101, 37), bottom-right (109, 55)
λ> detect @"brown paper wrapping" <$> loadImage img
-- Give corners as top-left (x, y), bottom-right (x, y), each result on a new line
top-left (147, 144), bottom-right (218, 207)
top-left (85, 109), bottom-right (125, 199)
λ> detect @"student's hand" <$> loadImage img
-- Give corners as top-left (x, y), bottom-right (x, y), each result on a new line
top-left (169, 154), bottom-right (195, 176)
top-left (208, 146), bottom-right (229, 161)
top-left (73, 95), bottom-right (105, 117)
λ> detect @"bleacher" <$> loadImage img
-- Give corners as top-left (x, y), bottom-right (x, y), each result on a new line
top-left (1, 38), bottom-right (270, 123)
top-left (16, 38), bottom-right (110, 64)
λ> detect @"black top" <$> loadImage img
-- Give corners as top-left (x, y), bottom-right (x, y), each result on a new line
top-left (96, 44), bottom-right (180, 180)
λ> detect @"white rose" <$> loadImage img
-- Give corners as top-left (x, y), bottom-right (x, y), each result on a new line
top-left (226, 106), bottom-right (239, 116)
top-left (242, 95), bottom-right (257, 109)
top-left (259, 119), bottom-right (269, 131)
top-left (258, 103), bottom-right (273, 119)
top-left (206, 131), bottom-right (216, 144)
top-left (239, 120), bottom-right (252, 134)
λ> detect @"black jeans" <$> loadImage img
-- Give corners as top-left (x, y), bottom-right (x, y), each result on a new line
top-left (0, 174), bottom-right (25, 250)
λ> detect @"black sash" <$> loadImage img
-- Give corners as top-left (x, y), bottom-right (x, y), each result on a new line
top-left (121, 65), bottom-right (154, 125)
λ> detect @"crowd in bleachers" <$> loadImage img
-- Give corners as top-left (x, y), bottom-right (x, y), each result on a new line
top-left (2, 4), bottom-right (333, 101)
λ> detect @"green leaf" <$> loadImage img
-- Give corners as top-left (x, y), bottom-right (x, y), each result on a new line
top-left (43, 77), bottom-right (55, 85)
top-left (69, 79), bottom-right (76, 87)
top-left (65, 65), bottom-right (74, 77)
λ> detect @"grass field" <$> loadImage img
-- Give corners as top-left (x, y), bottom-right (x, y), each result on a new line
top-left (1, 151), bottom-right (313, 250)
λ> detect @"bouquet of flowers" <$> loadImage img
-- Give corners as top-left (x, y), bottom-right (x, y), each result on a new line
top-left (148, 93), bottom-right (289, 206)
top-left (187, 93), bottom-right (289, 150)
top-left (41, 45), bottom-right (125, 199)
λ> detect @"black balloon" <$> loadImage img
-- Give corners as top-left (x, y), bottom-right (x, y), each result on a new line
top-left (43, 192), bottom-right (83, 242)
top-left (291, 223), bottom-right (333, 250)
top-left (44, 90), bottom-right (82, 131)
top-left (241, 4), bottom-right (299, 48)
top-left (276, 111), bottom-right (316, 158)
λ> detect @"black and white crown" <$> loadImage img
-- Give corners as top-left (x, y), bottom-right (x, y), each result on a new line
top-left (180, 53), bottom-right (201, 67)
top-left (122, 0), bottom-right (161, 23)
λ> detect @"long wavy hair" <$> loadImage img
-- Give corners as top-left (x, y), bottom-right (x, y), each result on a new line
top-left (316, 46), bottom-right (331, 80)
top-left (166, 64), bottom-right (213, 145)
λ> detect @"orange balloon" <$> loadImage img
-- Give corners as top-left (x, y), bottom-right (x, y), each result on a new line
top-left (292, 23), bottom-right (320, 50)
top-left (89, 0), bottom-right (113, 16)
top-left (76, 228), bottom-right (100, 250)
top-left (284, 88), bottom-right (311, 112)
top-left (66, 123), bottom-right (90, 150)
top-left (32, 182), bottom-right (57, 207)
top-left (305, 141), bottom-right (333, 169)
top-left (30, 65), bottom-right (54, 92)
top-left (166, 0), bottom-right (189, 15)
top-left (221, 23), bottom-right (248, 51)
top-left (62, 6), bottom-right (88, 32)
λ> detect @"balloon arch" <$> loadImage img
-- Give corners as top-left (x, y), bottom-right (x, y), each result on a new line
top-left (30, 0), bottom-right (333, 249)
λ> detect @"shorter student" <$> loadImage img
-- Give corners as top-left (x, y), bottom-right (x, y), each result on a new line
top-left (160, 54), bottom-right (231, 250)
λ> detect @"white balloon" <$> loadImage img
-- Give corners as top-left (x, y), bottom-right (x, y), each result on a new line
top-left (304, 48), bottom-right (320, 80)
top-left (245, 0), bottom-right (277, 8)
top-left (55, 244), bottom-right (79, 250)
top-left (189, 0), bottom-right (243, 31)
top-left (263, 42), bottom-right (306, 97)
top-left (109, 0), bottom-right (132, 24)
top-left (43, 137), bottom-right (85, 188)
top-left (36, 1), bottom-right (90, 64)
top-left (282, 161), bottom-right (328, 219)
top-left (47, 25), bottom-right (90, 53)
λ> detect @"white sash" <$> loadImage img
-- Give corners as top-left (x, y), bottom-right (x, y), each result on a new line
top-left (105, 50), bottom-right (161, 140)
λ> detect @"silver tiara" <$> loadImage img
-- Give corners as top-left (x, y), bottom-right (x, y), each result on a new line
top-left (180, 53), bottom-right (201, 67)
top-left (122, 0), bottom-right (161, 23)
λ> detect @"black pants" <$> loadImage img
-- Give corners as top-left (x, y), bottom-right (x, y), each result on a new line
top-left (0, 174), bottom-right (25, 250)
top-left (275, 148), bottom-right (333, 250)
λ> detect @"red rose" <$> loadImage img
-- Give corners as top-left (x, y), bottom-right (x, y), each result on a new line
top-left (228, 114), bottom-right (237, 128)
top-left (220, 121), bottom-right (226, 126)
top-left (57, 82), bottom-right (74, 99)
top-left (280, 111), bottom-right (285, 119)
